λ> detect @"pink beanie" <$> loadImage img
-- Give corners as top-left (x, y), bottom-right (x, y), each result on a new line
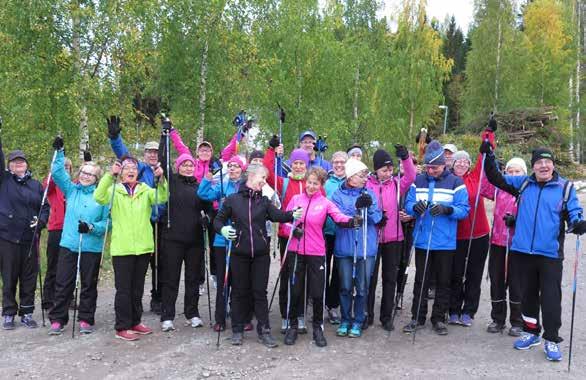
top-left (228, 155), bottom-right (247, 171)
top-left (175, 153), bottom-right (195, 172)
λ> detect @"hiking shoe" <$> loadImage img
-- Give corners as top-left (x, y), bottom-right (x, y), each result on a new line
top-left (327, 308), bottom-right (341, 325)
top-left (231, 332), bottom-right (243, 346)
top-left (115, 330), bottom-right (138, 341)
top-left (382, 320), bottom-right (394, 332)
top-left (432, 322), bottom-right (448, 335)
top-left (448, 314), bottom-right (461, 325)
top-left (509, 326), bottom-right (523, 337)
top-left (213, 323), bottom-right (225, 332)
top-left (403, 320), bottom-right (424, 334)
top-left (348, 323), bottom-right (362, 338)
top-left (161, 320), bottom-right (175, 332)
top-left (336, 322), bottom-right (349, 337)
top-left (3, 315), bottom-right (15, 330)
top-left (298, 317), bottom-right (307, 334)
top-left (187, 317), bottom-right (203, 328)
top-left (280, 319), bottom-right (289, 334)
top-left (284, 328), bottom-right (298, 345)
top-left (48, 322), bottom-right (64, 335)
top-left (514, 333), bottom-right (541, 350)
top-left (487, 321), bottom-right (504, 334)
top-left (258, 330), bottom-right (278, 348)
top-left (79, 321), bottom-right (94, 334)
top-left (150, 299), bottom-right (162, 315)
top-left (130, 323), bottom-right (152, 335)
top-left (460, 314), bottom-right (473, 327)
top-left (544, 340), bottom-right (562, 362)
top-left (21, 314), bottom-right (38, 329)
top-left (313, 327), bottom-right (327, 347)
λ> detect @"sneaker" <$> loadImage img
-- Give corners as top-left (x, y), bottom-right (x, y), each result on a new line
top-left (21, 314), bottom-right (38, 329)
top-left (514, 333), bottom-right (541, 350)
top-left (284, 328), bottom-right (298, 345)
top-left (432, 321), bottom-right (448, 335)
top-left (231, 332), bottom-right (243, 345)
top-left (2, 315), bottom-right (15, 330)
top-left (244, 323), bottom-right (254, 332)
top-left (161, 320), bottom-right (175, 332)
top-left (313, 327), bottom-right (327, 347)
top-left (402, 320), bottom-right (424, 334)
top-left (130, 323), bottom-right (153, 335)
top-left (448, 314), bottom-right (461, 325)
top-left (213, 323), bottom-right (225, 332)
top-left (509, 326), bottom-right (523, 337)
top-left (486, 321), bottom-right (504, 333)
top-left (187, 317), bottom-right (203, 328)
top-left (48, 322), bottom-right (64, 335)
top-left (258, 329), bottom-right (278, 348)
top-left (115, 330), bottom-right (139, 341)
top-left (280, 319), bottom-right (289, 334)
top-left (336, 322), bottom-right (349, 337)
top-left (383, 321), bottom-right (394, 332)
top-left (460, 314), bottom-right (473, 327)
top-left (298, 317), bottom-right (307, 334)
top-left (150, 299), bottom-right (162, 315)
top-left (348, 323), bottom-right (362, 338)
top-left (79, 321), bottom-right (94, 334)
top-left (367, 315), bottom-right (374, 326)
top-left (199, 284), bottom-right (205, 296)
top-left (327, 308), bottom-right (341, 325)
top-left (211, 275), bottom-right (218, 289)
top-left (544, 340), bottom-right (562, 361)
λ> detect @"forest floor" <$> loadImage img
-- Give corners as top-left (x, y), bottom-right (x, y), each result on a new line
top-left (0, 195), bottom-right (585, 379)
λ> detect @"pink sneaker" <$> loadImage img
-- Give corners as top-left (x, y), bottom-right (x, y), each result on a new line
top-left (130, 323), bottom-right (152, 335)
top-left (48, 322), bottom-right (63, 336)
top-left (115, 330), bottom-right (139, 341)
top-left (79, 321), bottom-right (94, 334)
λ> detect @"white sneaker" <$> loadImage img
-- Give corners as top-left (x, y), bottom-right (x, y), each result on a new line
top-left (199, 284), bottom-right (205, 295)
top-left (187, 317), bottom-right (203, 328)
top-left (281, 319), bottom-right (289, 334)
top-left (298, 317), bottom-right (307, 334)
top-left (161, 320), bottom-right (175, 332)
top-left (211, 275), bottom-right (217, 289)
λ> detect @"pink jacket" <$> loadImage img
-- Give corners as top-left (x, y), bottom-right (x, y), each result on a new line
top-left (170, 129), bottom-right (210, 182)
top-left (284, 192), bottom-right (350, 256)
top-left (481, 179), bottom-right (517, 247)
top-left (366, 155), bottom-right (416, 243)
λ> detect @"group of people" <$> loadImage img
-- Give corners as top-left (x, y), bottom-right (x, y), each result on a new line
top-left (0, 114), bottom-right (584, 364)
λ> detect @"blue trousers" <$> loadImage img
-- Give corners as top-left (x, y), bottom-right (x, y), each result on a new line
top-left (337, 256), bottom-right (375, 325)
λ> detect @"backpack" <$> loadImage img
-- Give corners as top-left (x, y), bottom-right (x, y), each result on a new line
top-left (516, 177), bottom-right (573, 223)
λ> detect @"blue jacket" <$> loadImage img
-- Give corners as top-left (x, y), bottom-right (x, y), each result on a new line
top-left (52, 150), bottom-right (109, 253)
top-left (503, 172), bottom-right (582, 259)
top-left (197, 177), bottom-right (241, 247)
top-left (405, 169), bottom-right (469, 251)
top-left (324, 174), bottom-right (345, 236)
top-left (331, 183), bottom-right (382, 258)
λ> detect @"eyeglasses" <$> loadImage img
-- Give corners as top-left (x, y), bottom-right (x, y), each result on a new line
top-left (123, 165), bottom-right (138, 171)
top-left (354, 171), bottom-right (369, 179)
top-left (453, 160), bottom-right (470, 166)
top-left (79, 170), bottom-right (96, 178)
top-left (227, 164), bottom-right (241, 169)
top-left (180, 162), bottom-right (195, 168)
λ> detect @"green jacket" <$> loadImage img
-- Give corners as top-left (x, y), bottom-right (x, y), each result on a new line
top-left (94, 173), bottom-right (168, 256)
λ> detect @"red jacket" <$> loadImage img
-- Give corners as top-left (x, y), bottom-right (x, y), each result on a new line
top-left (43, 177), bottom-right (66, 231)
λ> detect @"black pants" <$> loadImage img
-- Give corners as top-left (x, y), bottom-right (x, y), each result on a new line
top-left (42, 230), bottom-right (62, 310)
top-left (488, 244), bottom-right (522, 327)
top-left (214, 247), bottom-right (228, 324)
top-left (449, 235), bottom-right (489, 317)
top-left (230, 253), bottom-right (270, 334)
top-left (396, 222), bottom-right (415, 300)
top-left (206, 209), bottom-right (217, 277)
top-left (286, 253), bottom-right (326, 329)
top-left (150, 222), bottom-right (162, 302)
top-left (160, 239), bottom-right (202, 321)
top-left (0, 238), bottom-right (38, 316)
top-left (325, 234), bottom-right (340, 309)
top-left (279, 236), bottom-right (304, 319)
top-left (113, 254), bottom-right (150, 331)
top-left (367, 242), bottom-right (402, 324)
top-left (49, 248), bottom-right (101, 325)
top-left (410, 249), bottom-right (453, 325)
top-left (510, 252), bottom-right (563, 343)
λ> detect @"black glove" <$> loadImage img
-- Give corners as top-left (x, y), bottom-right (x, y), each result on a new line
top-left (355, 193), bottom-right (373, 209)
top-left (376, 213), bottom-right (388, 228)
top-left (278, 105), bottom-right (285, 123)
top-left (568, 220), bottom-right (586, 235)
top-left (268, 134), bottom-right (280, 149)
top-left (352, 215), bottom-right (364, 228)
top-left (430, 204), bottom-right (453, 217)
top-left (413, 200), bottom-right (428, 215)
top-left (209, 157), bottom-right (222, 174)
top-left (293, 227), bottom-right (303, 239)
top-left (487, 113), bottom-right (498, 132)
top-left (479, 140), bottom-right (493, 155)
top-left (395, 144), bottom-right (409, 161)
top-left (52, 136), bottom-right (64, 151)
top-left (161, 117), bottom-right (172, 132)
top-left (83, 150), bottom-right (92, 162)
top-left (106, 115), bottom-right (121, 139)
top-left (78, 220), bottom-right (92, 234)
top-left (503, 214), bottom-right (516, 228)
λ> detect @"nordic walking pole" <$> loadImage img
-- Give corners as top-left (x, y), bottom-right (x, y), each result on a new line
top-left (463, 152), bottom-right (486, 284)
top-left (163, 121), bottom-right (171, 229)
top-left (218, 239), bottom-right (233, 348)
top-left (268, 222), bottom-right (298, 313)
top-left (568, 235), bottom-right (580, 373)
top-left (72, 234), bottom-right (83, 338)
top-left (412, 216), bottom-right (435, 344)
top-left (485, 187), bottom-right (499, 282)
top-left (201, 211), bottom-right (213, 327)
top-left (394, 216), bottom-right (424, 321)
top-left (362, 207), bottom-right (368, 326)
top-left (504, 225), bottom-right (510, 284)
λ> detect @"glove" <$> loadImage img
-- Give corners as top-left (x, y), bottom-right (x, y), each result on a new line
top-left (430, 204), bottom-right (453, 217)
top-left (52, 136), bottom-right (64, 151)
top-left (503, 214), bottom-right (516, 228)
top-left (268, 134), bottom-right (280, 149)
top-left (83, 150), bottom-right (92, 162)
top-left (292, 207), bottom-right (303, 220)
top-left (78, 221), bottom-right (92, 234)
top-left (106, 115), bottom-right (121, 139)
top-left (479, 140), bottom-right (493, 155)
top-left (487, 114), bottom-right (498, 132)
top-left (355, 193), bottom-right (373, 209)
top-left (29, 216), bottom-right (39, 229)
top-left (568, 220), bottom-right (586, 235)
top-left (293, 227), bottom-right (303, 239)
top-left (413, 200), bottom-right (428, 215)
top-left (352, 215), bottom-right (364, 228)
top-left (278, 105), bottom-right (285, 123)
top-left (221, 226), bottom-right (237, 240)
top-left (376, 213), bottom-right (388, 228)
top-left (314, 136), bottom-right (328, 152)
top-left (209, 157), bottom-right (222, 173)
top-left (394, 144), bottom-right (409, 161)
top-left (233, 111), bottom-right (247, 127)
top-left (161, 117), bottom-right (172, 132)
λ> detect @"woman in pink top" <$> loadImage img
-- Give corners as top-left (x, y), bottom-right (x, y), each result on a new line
top-left (282, 168), bottom-right (354, 347)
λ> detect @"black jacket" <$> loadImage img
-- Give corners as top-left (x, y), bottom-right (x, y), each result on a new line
top-left (0, 136), bottom-right (49, 244)
top-left (214, 186), bottom-right (293, 256)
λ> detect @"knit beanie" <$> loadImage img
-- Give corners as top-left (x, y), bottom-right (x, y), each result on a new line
top-left (289, 149), bottom-right (310, 168)
top-left (175, 153), bottom-right (195, 172)
top-left (228, 155), bottom-right (247, 171)
top-left (531, 147), bottom-right (554, 167)
top-left (249, 150), bottom-right (264, 161)
top-left (424, 140), bottom-right (445, 165)
top-left (505, 157), bottom-right (528, 175)
top-left (373, 149), bottom-right (393, 171)
top-left (345, 158), bottom-right (369, 179)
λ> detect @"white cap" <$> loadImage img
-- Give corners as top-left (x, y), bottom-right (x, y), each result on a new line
top-left (505, 157), bottom-right (527, 175)
top-left (443, 143), bottom-right (457, 153)
top-left (345, 158), bottom-right (369, 179)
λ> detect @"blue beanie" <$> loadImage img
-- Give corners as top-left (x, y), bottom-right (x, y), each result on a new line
top-left (424, 140), bottom-right (445, 165)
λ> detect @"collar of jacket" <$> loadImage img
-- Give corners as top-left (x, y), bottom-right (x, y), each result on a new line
top-left (425, 167), bottom-right (450, 181)
top-left (239, 185), bottom-right (263, 199)
top-left (341, 182), bottom-right (364, 195)
top-left (527, 171), bottom-right (561, 186)
top-left (177, 173), bottom-right (197, 185)
top-left (116, 182), bottom-right (149, 196)
top-left (77, 183), bottom-right (97, 194)
top-left (11, 170), bottom-right (32, 184)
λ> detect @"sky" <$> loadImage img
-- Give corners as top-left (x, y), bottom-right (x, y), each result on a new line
top-left (381, 0), bottom-right (475, 33)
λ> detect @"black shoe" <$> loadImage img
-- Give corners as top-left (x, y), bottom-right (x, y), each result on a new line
top-left (313, 328), bottom-right (327, 347)
top-left (432, 321), bottom-right (448, 335)
top-left (284, 328), bottom-right (298, 345)
top-left (361, 319), bottom-right (370, 330)
top-left (486, 321), bottom-right (505, 334)
top-left (383, 321), bottom-right (394, 332)
top-left (231, 332), bottom-right (243, 345)
top-left (508, 326), bottom-right (523, 337)
top-left (402, 320), bottom-right (424, 334)
top-left (368, 315), bottom-right (374, 326)
top-left (150, 299), bottom-right (162, 315)
top-left (258, 329), bottom-right (278, 348)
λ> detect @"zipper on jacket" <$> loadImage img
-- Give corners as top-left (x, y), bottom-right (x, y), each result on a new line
top-left (301, 194), bottom-right (314, 255)
top-left (529, 186), bottom-right (544, 254)
top-left (248, 197), bottom-right (254, 257)
top-left (378, 185), bottom-right (384, 243)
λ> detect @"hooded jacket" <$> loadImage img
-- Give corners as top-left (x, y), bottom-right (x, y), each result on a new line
top-left (43, 177), bottom-right (65, 231)
top-left (480, 181), bottom-right (517, 247)
top-left (324, 174), bottom-right (345, 236)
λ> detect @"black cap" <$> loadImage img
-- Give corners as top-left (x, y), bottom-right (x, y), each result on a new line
top-left (7, 150), bottom-right (27, 162)
top-left (249, 150), bottom-right (264, 161)
top-left (373, 149), bottom-right (393, 171)
top-left (531, 147), bottom-right (554, 167)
